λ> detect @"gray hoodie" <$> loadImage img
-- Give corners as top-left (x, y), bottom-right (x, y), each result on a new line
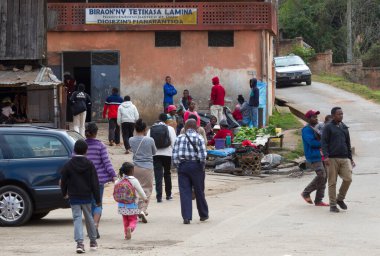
top-left (117, 101), bottom-right (139, 125)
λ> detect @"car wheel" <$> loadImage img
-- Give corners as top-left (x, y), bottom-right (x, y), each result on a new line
top-left (31, 211), bottom-right (50, 220)
top-left (0, 185), bottom-right (33, 226)
top-left (306, 79), bottom-right (312, 85)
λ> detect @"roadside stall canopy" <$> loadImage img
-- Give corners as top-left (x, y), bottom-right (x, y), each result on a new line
top-left (0, 67), bottom-right (64, 128)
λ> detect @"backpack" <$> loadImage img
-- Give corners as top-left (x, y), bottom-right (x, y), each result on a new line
top-left (150, 123), bottom-right (171, 149)
top-left (113, 178), bottom-right (136, 204)
top-left (70, 92), bottom-right (87, 116)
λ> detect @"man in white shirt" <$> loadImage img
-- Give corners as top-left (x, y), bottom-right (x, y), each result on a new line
top-left (147, 113), bottom-right (177, 203)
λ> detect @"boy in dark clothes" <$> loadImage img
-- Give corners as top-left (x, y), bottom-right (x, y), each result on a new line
top-left (60, 139), bottom-right (100, 254)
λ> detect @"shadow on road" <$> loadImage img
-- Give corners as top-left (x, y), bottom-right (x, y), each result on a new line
top-left (26, 218), bottom-right (72, 227)
top-left (276, 82), bottom-right (310, 89)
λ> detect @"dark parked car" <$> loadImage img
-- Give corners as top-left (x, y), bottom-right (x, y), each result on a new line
top-left (274, 55), bottom-right (312, 87)
top-left (0, 125), bottom-right (82, 226)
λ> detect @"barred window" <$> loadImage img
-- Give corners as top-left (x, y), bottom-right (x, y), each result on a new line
top-left (155, 32), bottom-right (181, 47)
top-left (208, 31), bottom-right (234, 47)
top-left (91, 52), bottom-right (119, 65)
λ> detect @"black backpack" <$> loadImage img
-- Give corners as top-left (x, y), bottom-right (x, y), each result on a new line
top-left (150, 123), bottom-right (171, 149)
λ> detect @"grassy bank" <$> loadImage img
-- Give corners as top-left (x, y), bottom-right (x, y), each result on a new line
top-left (269, 109), bottom-right (303, 130)
top-left (269, 109), bottom-right (304, 160)
top-left (284, 130), bottom-right (304, 160)
top-left (313, 74), bottom-right (380, 104)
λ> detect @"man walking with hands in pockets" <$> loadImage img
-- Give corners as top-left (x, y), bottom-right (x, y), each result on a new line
top-left (172, 119), bottom-right (209, 224)
top-left (322, 107), bottom-right (355, 213)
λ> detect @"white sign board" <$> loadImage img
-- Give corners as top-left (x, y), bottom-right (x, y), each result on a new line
top-left (85, 8), bottom-right (198, 25)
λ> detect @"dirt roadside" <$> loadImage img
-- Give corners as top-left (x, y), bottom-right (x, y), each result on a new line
top-left (0, 123), bottom-right (300, 256)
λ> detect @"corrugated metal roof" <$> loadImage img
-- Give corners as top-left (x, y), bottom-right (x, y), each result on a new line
top-left (0, 67), bottom-right (61, 86)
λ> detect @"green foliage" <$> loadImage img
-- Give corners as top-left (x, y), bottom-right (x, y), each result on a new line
top-left (279, 0), bottom-right (345, 62)
top-left (291, 45), bottom-right (316, 63)
top-left (313, 74), bottom-right (380, 103)
top-left (279, 0), bottom-right (380, 63)
top-left (362, 43), bottom-right (380, 67)
top-left (269, 110), bottom-right (303, 130)
top-left (234, 126), bottom-right (277, 143)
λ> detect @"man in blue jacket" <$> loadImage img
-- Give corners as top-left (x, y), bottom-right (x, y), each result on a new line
top-left (301, 110), bottom-right (329, 207)
top-left (248, 78), bottom-right (259, 127)
top-left (163, 76), bottom-right (177, 112)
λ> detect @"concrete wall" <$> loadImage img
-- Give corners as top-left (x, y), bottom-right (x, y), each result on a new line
top-left (48, 30), bottom-right (274, 123)
top-left (278, 37), bottom-right (303, 56)
top-left (361, 68), bottom-right (380, 88)
top-left (309, 51), bottom-right (380, 88)
top-left (308, 50), bottom-right (333, 74)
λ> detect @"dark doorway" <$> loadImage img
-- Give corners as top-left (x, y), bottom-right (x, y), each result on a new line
top-left (63, 52), bottom-right (91, 122)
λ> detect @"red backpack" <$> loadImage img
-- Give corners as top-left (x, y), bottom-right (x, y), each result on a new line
top-left (113, 178), bottom-right (136, 204)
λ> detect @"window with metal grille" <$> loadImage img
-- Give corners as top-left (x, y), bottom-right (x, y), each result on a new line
top-left (155, 32), bottom-right (181, 47)
top-left (208, 31), bottom-right (234, 47)
top-left (91, 52), bottom-right (119, 65)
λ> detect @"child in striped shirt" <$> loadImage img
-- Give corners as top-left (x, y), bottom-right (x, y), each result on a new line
top-left (85, 122), bottom-right (117, 238)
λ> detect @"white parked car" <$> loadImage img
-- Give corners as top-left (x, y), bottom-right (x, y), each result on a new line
top-left (274, 55), bottom-right (312, 87)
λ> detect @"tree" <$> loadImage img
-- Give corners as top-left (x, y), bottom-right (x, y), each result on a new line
top-left (279, 0), bottom-right (380, 65)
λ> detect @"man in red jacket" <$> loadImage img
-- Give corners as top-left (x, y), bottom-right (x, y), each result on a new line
top-left (209, 76), bottom-right (226, 124)
top-left (103, 88), bottom-right (123, 146)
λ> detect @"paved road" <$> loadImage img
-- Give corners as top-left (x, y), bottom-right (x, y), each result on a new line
top-left (2, 81), bottom-right (380, 256)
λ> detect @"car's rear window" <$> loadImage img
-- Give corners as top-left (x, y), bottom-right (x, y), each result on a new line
top-left (66, 131), bottom-right (84, 142)
top-left (275, 56), bottom-right (305, 67)
top-left (3, 134), bottom-right (68, 159)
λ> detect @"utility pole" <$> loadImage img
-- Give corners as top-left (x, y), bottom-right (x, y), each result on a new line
top-left (275, 0), bottom-right (279, 56)
top-left (347, 0), bottom-right (353, 63)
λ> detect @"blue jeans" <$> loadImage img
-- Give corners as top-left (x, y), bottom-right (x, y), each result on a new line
top-left (249, 106), bottom-right (258, 127)
top-left (91, 184), bottom-right (104, 216)
top-left (71, 204), bottom-right (97, 243)
top-left (178, 161), bottom-right (209, 220)
top-left (242, 115), bottom-right (251, 127)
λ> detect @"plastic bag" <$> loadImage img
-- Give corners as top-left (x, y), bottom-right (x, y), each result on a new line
top-left (261, 154), bottom-right (283, 170)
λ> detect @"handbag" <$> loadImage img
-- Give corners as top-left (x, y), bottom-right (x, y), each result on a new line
top-left (132, 137), bottom-right (145, 162)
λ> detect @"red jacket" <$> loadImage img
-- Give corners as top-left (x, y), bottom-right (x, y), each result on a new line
top-left (102, 94), bottom-right (123, 119)
top-left (210, 84), bottom-right (225, 106)
top-left (209, 129), bottom-right (234, 146)
top-left (232, 109), bottom-right (243, 121)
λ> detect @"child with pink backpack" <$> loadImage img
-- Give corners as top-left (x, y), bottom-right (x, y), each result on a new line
top-left (114, 162), bottom-right (147, 240)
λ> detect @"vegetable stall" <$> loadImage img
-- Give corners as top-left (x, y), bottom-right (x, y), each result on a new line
top-left (206, 125), bottom-right (284, 176)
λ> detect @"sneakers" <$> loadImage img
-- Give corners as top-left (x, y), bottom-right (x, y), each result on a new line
top-left (125, 227), bottom-right (132, 240)
top-left (109, 140), bottom-right (114, 146)
top-left (157, 198), bottom-right (162, 203)
top-left (139, 212), bottom-right (148, 223)
top-left (183, 219), bottom-right (191, 224)
top-left (301, 193), bottom-right (313, 204)
top-left (330, 206), bottom-right (340, 213)
top-left (337, 200), bottom-right (348, 210)
top-left (166, 195), bottom-right (173, 201)
top-left (200, 216), bottom-right (209, 221)
top-left (315, 202), bottom-right (329, 207)
top-left (76, 242), bottom-right (85, 254)
top-left (90, 241), bottom-right (98, 250)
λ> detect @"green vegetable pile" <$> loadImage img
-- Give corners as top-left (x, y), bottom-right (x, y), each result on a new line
top-left (234, 125), bottom-right (277, 143)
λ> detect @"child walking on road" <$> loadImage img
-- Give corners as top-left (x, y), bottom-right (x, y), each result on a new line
top-left (114, 162), bottom-right (147, 240)
top-left (60, 139), bottom-right (100, 254)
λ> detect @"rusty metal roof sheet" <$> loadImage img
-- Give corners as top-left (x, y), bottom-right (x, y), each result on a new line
top-left (0, 67), bottom-right (62, 87)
